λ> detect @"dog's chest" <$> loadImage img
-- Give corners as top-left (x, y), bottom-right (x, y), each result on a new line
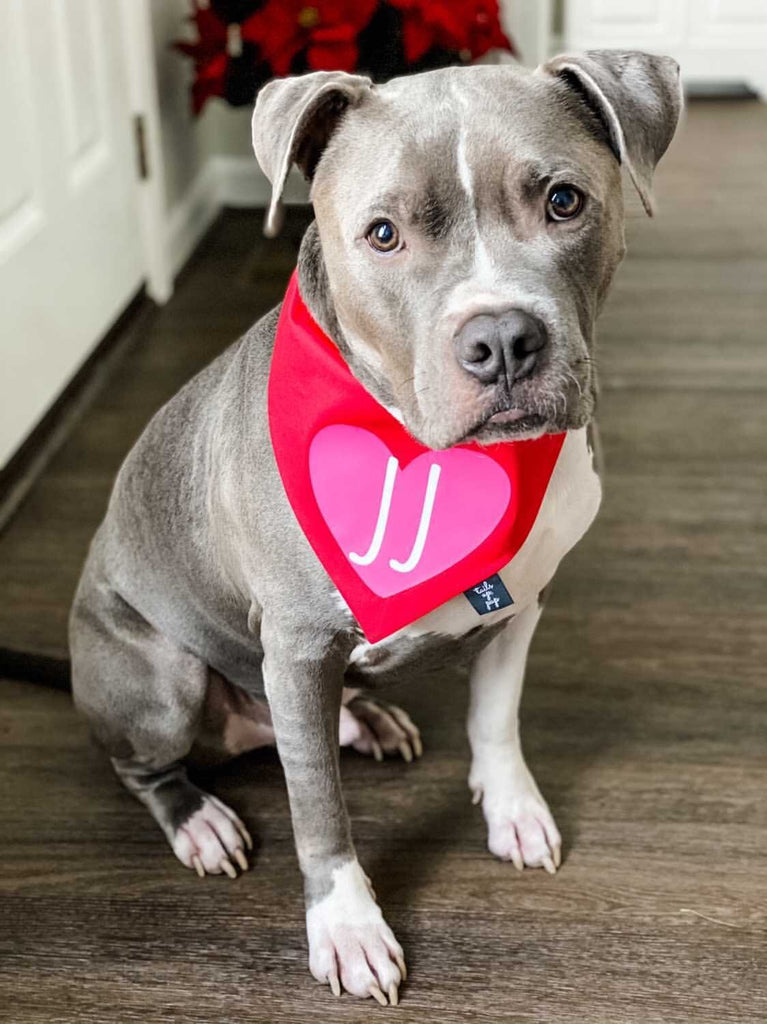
top-left (344, 428), bottom-right (601, 684)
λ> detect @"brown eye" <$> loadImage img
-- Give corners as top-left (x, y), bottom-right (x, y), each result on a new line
top-left (547, 185), bottom-right (583, 221)
top-left (367, 220), bottom-right (400, 252)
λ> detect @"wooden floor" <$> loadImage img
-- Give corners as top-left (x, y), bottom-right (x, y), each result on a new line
top-left (1, 101), bottom-right (765, 1023)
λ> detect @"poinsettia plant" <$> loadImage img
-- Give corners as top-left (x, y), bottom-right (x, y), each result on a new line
top-left (175, 0), bottom-right (514, 115)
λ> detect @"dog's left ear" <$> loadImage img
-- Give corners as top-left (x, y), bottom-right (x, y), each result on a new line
top-left (252, 71), bottom-right (373, 237)
top-left (539, 50), bottom-right (682, 215)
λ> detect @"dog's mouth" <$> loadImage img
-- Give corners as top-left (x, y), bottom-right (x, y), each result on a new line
top-left (412, 354), bottom-right (594, 449)
top-left (460, 400), bottom-right (550, 444)
top-left (452, 358), bottom-right (591, 445)
top-left (487, 407), bottom-right (539, 427)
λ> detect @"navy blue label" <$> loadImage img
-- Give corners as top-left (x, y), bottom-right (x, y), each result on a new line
top-left (464, 574), bottom-right (514, 615)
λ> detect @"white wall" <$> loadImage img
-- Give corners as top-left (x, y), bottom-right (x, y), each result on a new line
top-left (150, 0), bottom-right (257, 280)
top-left (502, 0), bottom-right (553, 67)
top-left (151, 0), bottom-right (208, 210)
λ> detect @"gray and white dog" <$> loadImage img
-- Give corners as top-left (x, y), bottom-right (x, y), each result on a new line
top-left (70, 51), bottom-right (681, 1005)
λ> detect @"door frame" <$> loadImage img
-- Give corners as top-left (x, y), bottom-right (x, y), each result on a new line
top-left (117, 0), bottom-right (173, 303)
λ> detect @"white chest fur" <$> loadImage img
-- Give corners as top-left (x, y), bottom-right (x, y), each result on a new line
top-left (348, 428), bottom-right (601, 664)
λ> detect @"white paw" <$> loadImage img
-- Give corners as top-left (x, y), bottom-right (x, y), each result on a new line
top-left (307, 860), bottom-right (406, 1004)
top-left (171, 794), bottom-right (253, 878)
top-left (339, 697), bottom-right (423, 763)
top-left (471, 768), bottom-right (561, 873)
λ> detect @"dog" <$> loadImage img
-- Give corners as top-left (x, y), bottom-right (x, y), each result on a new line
top-left (69, 50), bottom-right (681, 1005)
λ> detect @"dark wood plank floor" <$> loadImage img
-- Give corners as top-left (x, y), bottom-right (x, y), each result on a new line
top-left (1, 100), bottom-right (765, 1023)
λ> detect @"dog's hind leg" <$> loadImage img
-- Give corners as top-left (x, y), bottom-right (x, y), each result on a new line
top-left (112, 756), bottom-right (253, 877)
top-left (190, 670), bottom-right (275, 765)
top-left (339, 688), bottom-right (423, 763)
top-left (70, 578), bottom-right (252, 877)
top-left (194, 677), bottom-right (423, 766)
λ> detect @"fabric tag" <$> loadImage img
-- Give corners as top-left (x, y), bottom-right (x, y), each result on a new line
top-left (464, 574), bottom-right (514, 615)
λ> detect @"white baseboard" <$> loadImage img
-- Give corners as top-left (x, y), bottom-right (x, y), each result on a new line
top-left (213, 155), bottom-right (310, 208)
top-left (212, 155), bottom-right (271, 207)
top-left (165, 159), bottom-right (221, 281)
top-left (164, 156), bottom-right (309, 293)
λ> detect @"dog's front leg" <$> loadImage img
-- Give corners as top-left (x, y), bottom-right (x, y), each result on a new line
top-left (467, 603), bottom-right (562, 873)
top-left (261, 617), bottom-right (405, 1005)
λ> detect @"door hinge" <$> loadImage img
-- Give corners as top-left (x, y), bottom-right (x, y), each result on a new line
top-left (133, 113), bottom-right (149, 181)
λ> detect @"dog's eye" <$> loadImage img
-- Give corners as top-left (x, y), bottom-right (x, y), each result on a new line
top-left (547, 185), bottom-right (583, 221)
top-left (367, 220), bottom-right (400, 253)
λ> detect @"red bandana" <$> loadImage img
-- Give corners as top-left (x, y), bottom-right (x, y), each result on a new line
top-left (268, 272), bottom-right (566, 642)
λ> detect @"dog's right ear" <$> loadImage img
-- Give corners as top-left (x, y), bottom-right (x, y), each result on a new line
top-left (252, 71), bottom-right (373, 237)
top-left (538, 50), bottom-right (682, 216)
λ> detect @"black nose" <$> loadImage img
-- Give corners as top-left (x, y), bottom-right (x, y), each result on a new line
top-left (453, 309), bottom-right (547, 385)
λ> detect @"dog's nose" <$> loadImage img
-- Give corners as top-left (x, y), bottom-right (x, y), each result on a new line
top-left (454, 310), bottom-right (547, 385)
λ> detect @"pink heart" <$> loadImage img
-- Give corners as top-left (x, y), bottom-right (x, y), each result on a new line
top-left (309, 425), bottom-right (512, 597)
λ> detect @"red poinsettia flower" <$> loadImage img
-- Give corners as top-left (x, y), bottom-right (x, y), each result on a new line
top-left (389, 0), bottom-right (513, 64)
top-left (241, 0), bottom-right (378, 76)
top-left (175, 5), bottom-right (230, 113)
top-left (464, 0), bottom-right (514, 58)
top-left (191, 52), bottom-right (229, 114)
top-left (175, 4), bottom-right (228, 62)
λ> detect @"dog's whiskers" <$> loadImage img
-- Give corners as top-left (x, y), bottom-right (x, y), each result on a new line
top-left (564, 369), bottom-right (584, 400)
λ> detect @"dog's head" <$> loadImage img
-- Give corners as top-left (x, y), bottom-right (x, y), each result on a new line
top-left (253, 53), bottom-right (681, 449)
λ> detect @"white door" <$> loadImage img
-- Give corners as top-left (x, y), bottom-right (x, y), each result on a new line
top-left (0, 0), bottom-right (145, 468)
top-left (564, 0), bottom-right (767, 97)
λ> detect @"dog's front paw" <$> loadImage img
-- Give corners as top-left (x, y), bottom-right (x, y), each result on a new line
top-left (339, 696), bottom-right (423, 763)
top-left (471, 766), bottom-right (561, 873)
top-left (306, 859), bottom-right (406, 1005)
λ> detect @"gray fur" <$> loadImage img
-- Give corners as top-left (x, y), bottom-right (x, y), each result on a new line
top-left (345, 621), bottom-right (509, 688)
top-left (70, 54), bottom-right (680, 936)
